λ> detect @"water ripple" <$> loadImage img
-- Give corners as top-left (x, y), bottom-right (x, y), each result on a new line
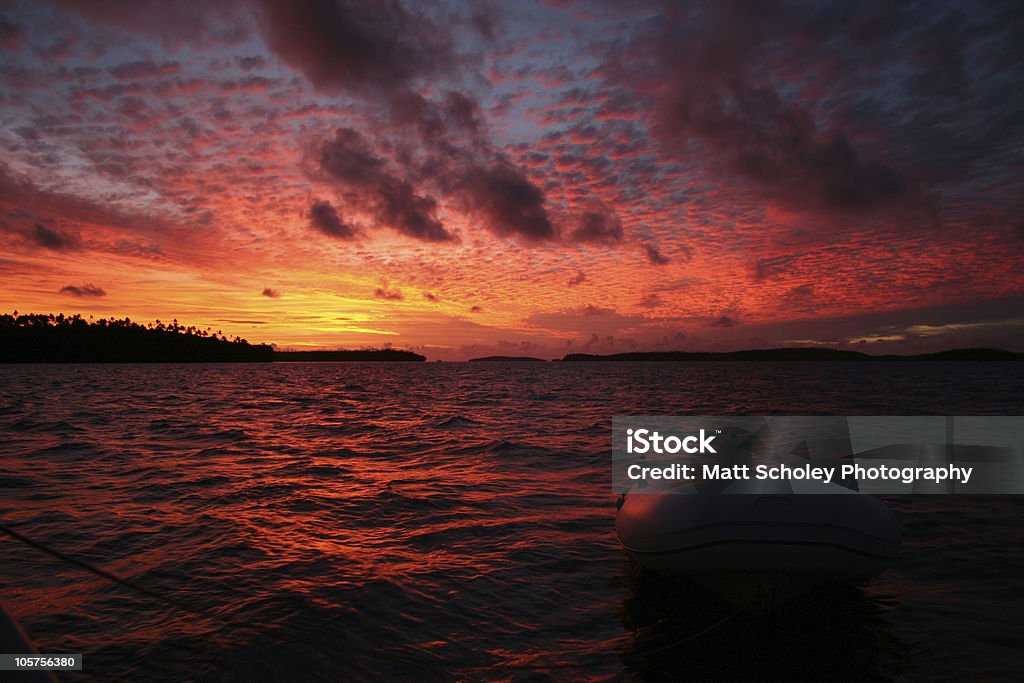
top-left (0, 362), bottom-right (1021, 681)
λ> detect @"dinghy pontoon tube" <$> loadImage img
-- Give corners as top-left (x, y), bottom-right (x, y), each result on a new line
top-left (616, 481), bottom-right (901, 606)
top-left (615, 417), bottom-right (902, 607)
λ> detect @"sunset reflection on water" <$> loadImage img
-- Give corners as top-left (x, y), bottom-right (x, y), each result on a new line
top-left (1, 362), bottom-right (1022, 680)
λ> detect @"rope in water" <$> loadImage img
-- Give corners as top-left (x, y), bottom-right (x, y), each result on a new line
top-left (1, 521), bottom-right (746, 672)
top-left (0, 522), bottom-right (220, 621)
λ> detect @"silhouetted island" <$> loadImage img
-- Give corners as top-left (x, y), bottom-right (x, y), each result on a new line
top-left (274, 349), bottom-right (425, 362)
top-left (0, 313), bottom-right (424, 363)
top-left (561, 348), bottom-right (1023, 362)
top-left (5, 314), bottom-right (1019, 363)
top-left (0, 313), bottom-right (274, 362)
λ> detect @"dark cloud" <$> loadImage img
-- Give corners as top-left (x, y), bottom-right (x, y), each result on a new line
top-left (750, 254), bottom-right (797, 281)
top-left (470, 305), bottom-right (483, 313)
top-left (571, 210), bottom-right (623, 244)
top-left (373, 180), bottom-right (451, 242)
top-left (782, 283), bottom-right (818, 313)
top-left (423, 291), bottom-right (439, 301)
top-left (615, 0), bottom-right (944, 218)
top-left (638, 293), bottom-right (662, 308)
top-left (661, 79), bottom-right (917, 213)
top-left (387, 90), bottom-right (484, 142)
top-left (660, 331), bottom-right (688, 347)
top-left (59, 283), bottom-right (105, 297)
top-left (441, 90), bottom-right (485, 138)
top-left (256, 0), bottom-right (557, 248)
top-left (458, 162), bottom-right (554, 241)
top-left (567, 271), bottom-right (586, 286)
top-left (255, 0), bottom-right (456, 93)
top-left (308, 199), bottom-right (359, 240)
top-left (376, 92), bottom-right (557, 244)
top-left (643, 243), bottom-right (670, 265)
top-left (0, 18), bottom-right (23, 50)
top-left (30, 223), bottom-right (81, 251)
top-left (581, 305), bottom-right (613, 316)
top-left (387, 91), bottom-right (447, 138)
top-left (374, 287), bottom-right (403, 301)
top-left (312, 100), bottom-right (557, 245)
top-left (108, 60), bottom-right (180, 80)
top-left (261, 287), bottom-right (281, 298)
top-left (469, 8), bottom-right (496, 41)
top-left (709, 314), bottom-right (739, 328)
top-left (317, 129), bottom-right (455, 242)
top-left (236, 55), bottom-right (266, 71)
top-left (109, 239), bottom-right (163, 259)
top-left (666, 243), bottom-right (694, 263)
top-left (316, 127), bottom-right (384, 181)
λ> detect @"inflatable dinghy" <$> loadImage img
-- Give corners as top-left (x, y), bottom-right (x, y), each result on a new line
top-left (616, 479), bottom-right (901, 608)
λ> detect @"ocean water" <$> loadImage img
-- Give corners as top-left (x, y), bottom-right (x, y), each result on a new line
top-left (0, 362), bottom-right (1022, 681)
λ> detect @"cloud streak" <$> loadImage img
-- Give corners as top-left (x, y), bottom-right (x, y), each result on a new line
top-left (643, 244), bottom-right (670, 265)
top-left (374, 287), bottom-right (404, 301)
top-left (60, 283), bottom-right (106, 297)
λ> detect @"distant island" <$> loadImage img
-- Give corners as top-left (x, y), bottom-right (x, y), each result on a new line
top-left (0, 313), bottom-right (423, 363)
top-left (275, 349), bottom-right (425, 362)
top-left (468, 356), bottom-right (546, 362)
top-left (560, 348), bottom-right (1023, 362)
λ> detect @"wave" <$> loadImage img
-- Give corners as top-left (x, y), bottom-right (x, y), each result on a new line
top-left (434, 415), bottom-right (479, 429)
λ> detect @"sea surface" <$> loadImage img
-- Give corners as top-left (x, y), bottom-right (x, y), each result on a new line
top-left (1, 362), bottom-right (1022, 681)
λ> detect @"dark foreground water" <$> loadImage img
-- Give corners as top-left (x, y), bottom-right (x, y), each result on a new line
top-left (1, 362), bottom-right (1022, 681)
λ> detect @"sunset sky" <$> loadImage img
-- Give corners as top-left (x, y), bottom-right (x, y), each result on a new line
top-left (1, 0), bottom-right (1022, 359)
